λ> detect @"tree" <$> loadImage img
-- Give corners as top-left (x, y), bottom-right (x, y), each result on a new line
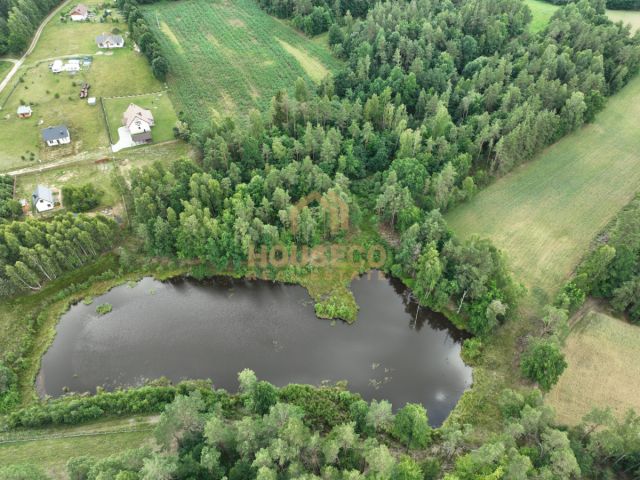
top-left (253, 381), bottom-right (278, 415)
top-left (152, 55), bottom-right (168, 81)
top-left (62, 184), bottom-right (103, 212)
top-left (520, 338), bottom-right (567, 391)
top-left (392, 403), bottom-right (431, 450)
top-left (392, 456), bottom-right (424, 480)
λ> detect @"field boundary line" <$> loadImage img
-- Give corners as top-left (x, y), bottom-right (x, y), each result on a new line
top-left (99, 96), bottom-right (114, 145)
top-left (103, 90), bottom-right (167, 100)
top-left (0, 427), bottom-right (153, 445)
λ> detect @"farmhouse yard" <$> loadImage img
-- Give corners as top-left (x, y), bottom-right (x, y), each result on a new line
top-left (526, 0), bottom-right (640, 33)
top-left (142, 0), bottom-right (340, 128)
top-left (103, 92), bottom-right (179, 146)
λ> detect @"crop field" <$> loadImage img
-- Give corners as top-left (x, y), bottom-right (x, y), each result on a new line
top-left (447, 74), bottom-right (640, 304)
top-left (0, 416), bottom-right (156, 479)
top-left (546, 308), bottom-right (640, 425)
top-left (142, 0), bottom-right (341, 129)
top-left (526, 0), bottom-right (640, 33)
top-left (103, 92), bottom-right (179, 145)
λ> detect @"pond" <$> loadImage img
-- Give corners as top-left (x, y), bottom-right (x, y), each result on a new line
top-left (37, 271), bottom-right (472, 426)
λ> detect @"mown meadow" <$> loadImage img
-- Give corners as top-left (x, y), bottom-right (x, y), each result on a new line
top-left (142, 0), bottom-right (340, 128)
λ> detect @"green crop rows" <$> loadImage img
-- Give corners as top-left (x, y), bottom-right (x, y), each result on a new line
top-left (143, 0), bottom-right (341, 129)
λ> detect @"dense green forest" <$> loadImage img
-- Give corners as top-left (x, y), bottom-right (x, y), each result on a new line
top-left (542, 0), bottom-right (640, 10)
top-left (0, 0), bottom-right (61, 54)
top-left (0, 214), bottom-right (118, 297)
top-left (0, 175), bottom-right (21, 221)
top-left (4, 371), bottom-right (639, 479)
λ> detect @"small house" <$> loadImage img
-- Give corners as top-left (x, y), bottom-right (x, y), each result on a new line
top-left (51, 59), bottom-right (63, 73)
top-left (122, 103), bottom-right (154, 143)
top-left (42, 125), bottom-right (71, 146)
top-left (32, 185), bottom-right (55, 213)
top-left (69, 4), bottom-right (89, 21)
top-left (96, 33), bottom-right (124, 49)
top-left (17, 105), bottom-right (32, 118)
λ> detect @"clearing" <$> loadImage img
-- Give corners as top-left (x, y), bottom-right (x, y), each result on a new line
top-left (142, 0), bottom-right (340, 128)
top-left (0, 415), bottom-right (156, 479)
top-left (526, 0), bottom-right (640, 33)
top-left (446, 74), bottom-right (640, 305)
top-left (546, 307), bottom-right (640, 425)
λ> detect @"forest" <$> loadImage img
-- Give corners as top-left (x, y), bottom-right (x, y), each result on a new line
top-left (4, 371), bottom-right (640, 479)
top-left (542, 0), bottom-right (640, 10)
top-left (0, 0), bottom-right (61, 54)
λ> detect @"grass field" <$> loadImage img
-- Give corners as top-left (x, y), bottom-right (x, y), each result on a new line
top-left (526, 0), bottom-right (640, 33)
top-left (103, 92), bottom-right (178, 144)
top-left (546, 308), bottom-right (640, 425)
top-left (142, 0), bottom-right (340, 128)
top-left (0, 416), bottom-right (156, 478)
top-left (446, 74), bottom-right (640, 305)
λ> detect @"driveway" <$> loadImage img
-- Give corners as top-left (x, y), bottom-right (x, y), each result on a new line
top-left (111, 126), bottom-right (135, 152)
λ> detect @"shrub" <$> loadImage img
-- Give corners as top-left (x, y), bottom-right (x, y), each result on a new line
top-left (96, 303), bottom-right (113, 315)
top-left (520, 338), bottom-right (567, 391)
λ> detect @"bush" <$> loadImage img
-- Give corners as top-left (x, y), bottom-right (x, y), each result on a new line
top-left (520, 338), bottom-right (567, 391)
top-left (62, 183), bottom-right (103, 212)
top-left (96, 303), bottom-right (113, 315)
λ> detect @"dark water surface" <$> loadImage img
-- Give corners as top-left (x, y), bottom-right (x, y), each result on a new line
top-left (38, 272), bottom-right (472, 425)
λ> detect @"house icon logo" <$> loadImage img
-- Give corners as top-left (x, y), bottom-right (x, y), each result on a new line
top-left (290, 190), bottom-right (349, 237)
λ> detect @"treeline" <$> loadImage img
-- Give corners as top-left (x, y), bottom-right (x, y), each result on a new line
top-left (0, 175), bottom-right (21, 221)
top-left (116, 0), bottom-right (168, 80)
top-left (257, 0), bottom-right (370, 35)
top-left (0, 0), bottom-right (61, 54)
top-left (0, 213), bottom-right (118, 297)
top-left (565, 194), bottom-right (640, 322)
top-left (6, 371), bottom-right (639, 479)
top-left (543, 0), bottom-right (640, 9)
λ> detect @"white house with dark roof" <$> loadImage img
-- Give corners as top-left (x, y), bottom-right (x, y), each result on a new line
top-left (96, 33), bottom-right (124, 49)
top-left (122, 103), bottom-right (154, 143)
top-left (69, 3), bottom-right (89, 21)
top-left (42, 125), bottom-right (71, 146)
top-left (32, 185), bottom-right (55, 213)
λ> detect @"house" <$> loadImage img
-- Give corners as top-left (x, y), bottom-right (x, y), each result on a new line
top-left (42, 125), bottom-right (71, 146)
top-left (32, 185), bottom-right (55, 213)
top-left (51, 59), bottom-right (64, 73)
top-left (96, 33), bottom-right (124, 49)
top-left (122, 103), bottom-right (154, 143)
top-left (69, 3), bottom-right (88, 21)
top-left (17, 105), bottom-right (32, 118)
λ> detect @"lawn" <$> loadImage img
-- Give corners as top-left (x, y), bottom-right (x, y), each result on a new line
top-left (546, 308), bottom-right (640, 425)
top-left (446, 74), bottom-right (640, 305)
top-left (142, 0), bottom-right (341, 129)
top-left (526, 0), bottom-right (640, 33)
top-left (28, 0), bottom-right (126, 62)
top-left (0, 415), bottom-right (156, 479)
top-left (103, 92), bottom-right (179, 145)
